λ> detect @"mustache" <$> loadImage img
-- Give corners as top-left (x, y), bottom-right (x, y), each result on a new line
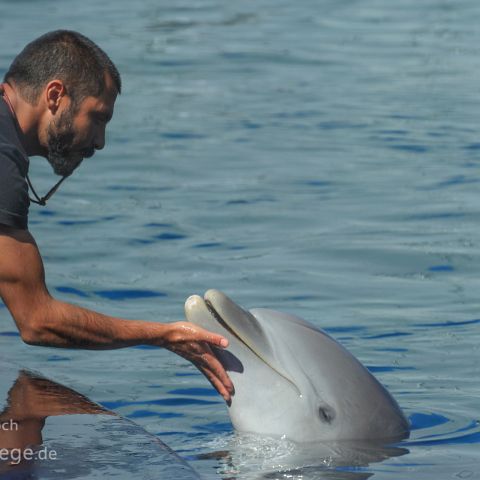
top-left (81, 148), bottom-right (95, 159)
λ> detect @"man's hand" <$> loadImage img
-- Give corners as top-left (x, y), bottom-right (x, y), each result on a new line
top-left (160, 322), bottom-right (235, 404)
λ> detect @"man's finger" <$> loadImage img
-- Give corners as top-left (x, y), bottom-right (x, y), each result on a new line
top-left (199, 346), bottom-right (235, 399)
top-left (200, 330), bottom-right (229, 349)
top-left (201, 362), bottom-right (233, 404)
top-left (206, 347), bottom-right (235, 395)
top-left (203, 367), bottom-right (232, 404)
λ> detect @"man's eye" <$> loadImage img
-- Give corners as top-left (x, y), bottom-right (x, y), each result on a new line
top-left (92, 113), bottom-right (106, 123)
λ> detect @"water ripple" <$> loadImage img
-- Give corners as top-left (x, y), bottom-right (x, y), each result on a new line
top-left (94, 289), bottom-right (167, 300)
top-left (405, 412), bottom-right (480, 447)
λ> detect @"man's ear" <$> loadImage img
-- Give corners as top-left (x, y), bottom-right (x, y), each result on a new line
top-left (45, 80), bottom-right (67, 114)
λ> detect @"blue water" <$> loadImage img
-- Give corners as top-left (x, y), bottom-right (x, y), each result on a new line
top-left (1, 0), bottom-right (480, 478)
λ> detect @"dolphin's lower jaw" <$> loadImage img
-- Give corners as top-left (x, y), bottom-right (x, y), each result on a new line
top-left (185, 290), bottom-right (409, 443)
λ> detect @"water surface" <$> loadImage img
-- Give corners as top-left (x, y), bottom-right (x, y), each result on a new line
top-left (1, 0), bottom-right (480, 478)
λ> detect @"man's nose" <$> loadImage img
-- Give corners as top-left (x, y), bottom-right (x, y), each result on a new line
top-left (94, 128), bottom-right (106, 151)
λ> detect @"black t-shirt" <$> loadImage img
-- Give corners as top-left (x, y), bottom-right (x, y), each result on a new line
top-left (0, 96), bottom-right (30, 230)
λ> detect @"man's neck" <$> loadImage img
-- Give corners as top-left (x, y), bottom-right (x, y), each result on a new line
top-left (1, 82), bottom-right (44, 157)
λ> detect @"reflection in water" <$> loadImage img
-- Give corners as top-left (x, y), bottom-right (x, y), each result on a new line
top-left (0, 368), bottom-right (201, 480)
top-left (0, 369), bottom-right (110, 471)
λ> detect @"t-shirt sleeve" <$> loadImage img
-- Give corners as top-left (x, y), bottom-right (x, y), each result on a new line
top-left (0, 143), bottom-right (29, 230)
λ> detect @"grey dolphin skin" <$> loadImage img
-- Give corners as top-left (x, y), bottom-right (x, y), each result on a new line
top-left (185, 290), bottom-right (409, 443)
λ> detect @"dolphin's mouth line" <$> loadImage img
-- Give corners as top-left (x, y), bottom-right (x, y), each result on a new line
top-left (205, 300), bottom-right (246, 346)
top-left (204, 299), bottom-right (301, 396)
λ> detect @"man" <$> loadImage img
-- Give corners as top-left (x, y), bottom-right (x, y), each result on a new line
top-left (0, 30), bottom-right (234, 403)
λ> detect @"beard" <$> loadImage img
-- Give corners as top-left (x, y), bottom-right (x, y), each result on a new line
top-left (46, 108), bottom-right (90, 177)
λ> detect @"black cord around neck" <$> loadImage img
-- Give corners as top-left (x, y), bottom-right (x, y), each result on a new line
top-left (26, 174), bottom-right (68, 206)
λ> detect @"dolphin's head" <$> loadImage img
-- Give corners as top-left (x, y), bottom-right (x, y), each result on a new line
top-left (185, 290), bottom-right (409, 443)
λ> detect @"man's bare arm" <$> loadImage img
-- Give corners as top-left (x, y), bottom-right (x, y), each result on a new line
top-left (0, 225), bottom-right (234, 402)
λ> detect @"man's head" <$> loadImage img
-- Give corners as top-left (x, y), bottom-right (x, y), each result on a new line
top-left (4, 30), bottom-right (121, 176)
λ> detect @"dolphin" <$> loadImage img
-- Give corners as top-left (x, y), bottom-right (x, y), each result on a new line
top-left (185, 290), bottom-right (409, 443)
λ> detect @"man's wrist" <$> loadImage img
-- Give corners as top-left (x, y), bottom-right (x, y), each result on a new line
top-left (116, 318), bottom-right (172, 349)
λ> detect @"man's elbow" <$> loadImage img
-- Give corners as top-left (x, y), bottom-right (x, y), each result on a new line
top-left (6, 294), bottom-right (56, 346)
top-left (17, 315), bottom-right (50, 346)
top-left (20, 330), bottom-right (46, 346)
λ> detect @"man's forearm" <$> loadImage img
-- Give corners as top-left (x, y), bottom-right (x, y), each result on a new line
top-left (23, 298), bottom-right (169, 349)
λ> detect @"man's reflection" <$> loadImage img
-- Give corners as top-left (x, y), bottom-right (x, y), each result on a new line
top-left (0, 369), bottom-right (111, 469)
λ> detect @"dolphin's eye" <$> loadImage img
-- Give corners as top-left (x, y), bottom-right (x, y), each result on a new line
top-left (318, 406), bottom-right (335, 423)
